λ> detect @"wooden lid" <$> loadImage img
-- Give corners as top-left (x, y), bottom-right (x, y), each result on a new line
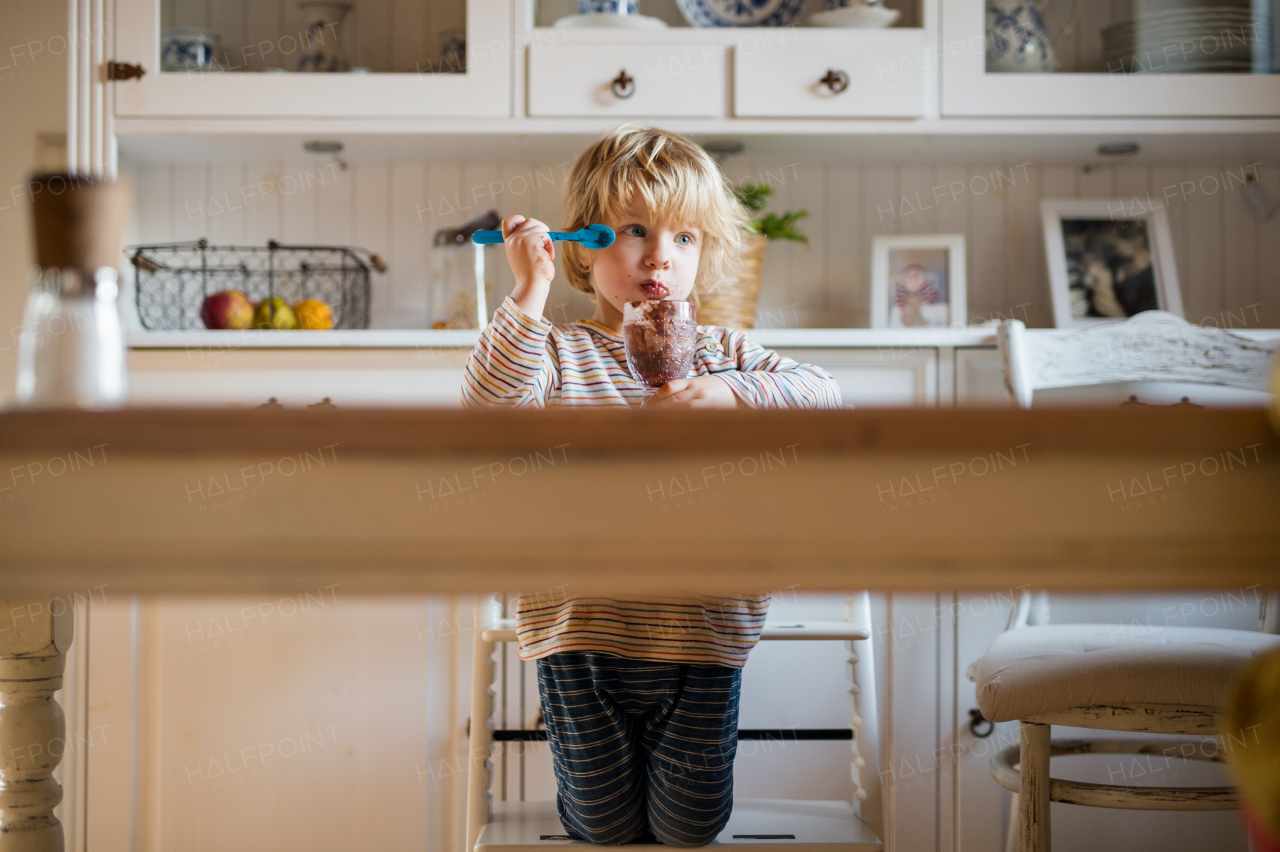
top-left (30, 173), bottom-right (132, 272)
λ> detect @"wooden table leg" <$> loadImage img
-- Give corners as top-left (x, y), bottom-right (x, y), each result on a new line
top-left (0, 599), bottom-right (72, 852)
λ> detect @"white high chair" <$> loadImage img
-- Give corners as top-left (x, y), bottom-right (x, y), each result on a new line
top-left (466, 593), bottom-right (884, 852)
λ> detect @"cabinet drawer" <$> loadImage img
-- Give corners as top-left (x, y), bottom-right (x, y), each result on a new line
top-left (127, 348), bottom-right (470, 407)
top-left (734, 32), bottom-right (926, 118)
top-left (528, 42), bottom-right (723, 117)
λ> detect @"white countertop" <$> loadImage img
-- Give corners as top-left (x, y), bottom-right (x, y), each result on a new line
top-left (127, 327), bottom-right (1004, 349)
top-left (127, 326), bottom-right (1280, 350)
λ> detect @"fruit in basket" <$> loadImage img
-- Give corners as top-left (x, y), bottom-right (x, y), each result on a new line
top-left (252, 297), bottom-right (297, 330)
top-left (292, 298), bottom-right (334, 330)
top-left (200, 290), bottom-right (254, 330)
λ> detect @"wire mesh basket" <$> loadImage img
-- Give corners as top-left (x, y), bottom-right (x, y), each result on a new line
top-left (128, 239), bottom-right (382, 330)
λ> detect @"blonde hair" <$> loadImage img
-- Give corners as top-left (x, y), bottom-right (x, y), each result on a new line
top-left (560, 123), bottom-right (751, 303)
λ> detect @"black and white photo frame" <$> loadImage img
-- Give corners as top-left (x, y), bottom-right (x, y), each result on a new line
top-left (1040, 198), bottom-right (1183, 329)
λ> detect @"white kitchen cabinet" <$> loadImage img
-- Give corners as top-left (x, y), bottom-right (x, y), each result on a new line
top-left (776, 347), bottom-right (938, 407)
top-left (113, 0), bottom-right (511, 117)
top-left (82, 595), bottom-right (475, 852)
top-left (954, 347), bottom-right (1011, 406)
top-left (733, 30), bottom-right (928, 119)
top-left (527, 39), bottom-right (724, 117)
top-left (126, 348), bottom-right (472, 407)
top-left (941, 0), bottom-right (1280, 117)
top-left (126, 344), bottom-right (941, 408)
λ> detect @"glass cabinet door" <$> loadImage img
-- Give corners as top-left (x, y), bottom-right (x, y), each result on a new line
top-left (114, 0), bottom-right (510, 117)
top-left (941, 0), bottom-right (1280, 116)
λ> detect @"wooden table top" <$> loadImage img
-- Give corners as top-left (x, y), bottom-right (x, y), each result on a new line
top-left (2, 406), bottom-right (1277, 596)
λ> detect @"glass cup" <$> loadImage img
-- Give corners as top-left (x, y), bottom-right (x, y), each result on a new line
top-left (622, 300), bottom-right (697, 403)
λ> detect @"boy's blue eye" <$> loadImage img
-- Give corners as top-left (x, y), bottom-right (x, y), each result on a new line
top-left (624, 225), bottom-right (644, 237)
top-left (676, 234), bottom-right (693, 246)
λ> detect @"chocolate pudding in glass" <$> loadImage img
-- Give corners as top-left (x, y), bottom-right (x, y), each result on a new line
top-left (623, 300), bottom-right (698, 402)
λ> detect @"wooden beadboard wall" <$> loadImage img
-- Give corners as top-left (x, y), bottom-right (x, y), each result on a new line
top-left (122, 157), bottom-right (1280, 331)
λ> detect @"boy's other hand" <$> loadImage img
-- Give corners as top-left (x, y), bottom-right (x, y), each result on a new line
top-left (504, 214), bottom-right (555, 291)
top-left (645, 376), bottom-right (742, 410)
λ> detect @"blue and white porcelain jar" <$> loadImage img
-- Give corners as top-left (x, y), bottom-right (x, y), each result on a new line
top-left (296, 1), bottom-right (352, 72)
top-left (985, 0), bottom-right (1057, 72)
top-left (161, 29), bottom-right (219, 72)
top-left (675, 0), bottom-right (808, 27)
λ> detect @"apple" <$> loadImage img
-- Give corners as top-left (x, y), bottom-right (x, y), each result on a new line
top-left (200, 289), bottom-right (254, 330)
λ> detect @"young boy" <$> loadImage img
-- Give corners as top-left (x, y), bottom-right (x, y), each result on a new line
top-left (461, 124), bottom-right (842, 846)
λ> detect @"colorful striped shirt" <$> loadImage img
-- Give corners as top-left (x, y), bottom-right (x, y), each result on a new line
top-left (461, 296), bottom-right (843, 410)
top-left (461, 296), bottom-right (842, 667)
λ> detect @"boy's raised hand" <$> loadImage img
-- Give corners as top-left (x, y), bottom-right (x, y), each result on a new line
top-left (504, 215), bottom-right (556, 321)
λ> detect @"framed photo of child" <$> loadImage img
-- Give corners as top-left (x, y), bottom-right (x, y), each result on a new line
top-left (870, 234), bottom-right (967, 329)
top-left (1040, 198), bottom-right (1183, 329)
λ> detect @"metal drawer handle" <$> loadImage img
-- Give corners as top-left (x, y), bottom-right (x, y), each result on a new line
top-left (968, 708), bottom-right (994, 738)
top-left (819, 68), bottom-right (849, 94)
top-left (611, 69), bottom-right (635, 99)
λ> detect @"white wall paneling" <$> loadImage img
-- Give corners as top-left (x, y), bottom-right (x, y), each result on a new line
top-left (121, 159), bottom-right (1280, 332)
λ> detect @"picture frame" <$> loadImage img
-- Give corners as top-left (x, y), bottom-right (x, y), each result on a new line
top-left (1040, 198), bottom-right (1183, 329)
top-left (870, 234), bottom-right (967, 329)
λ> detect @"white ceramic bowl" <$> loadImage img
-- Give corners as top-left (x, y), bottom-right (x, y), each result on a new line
top-left (807, 5), bottom-right (900, 28)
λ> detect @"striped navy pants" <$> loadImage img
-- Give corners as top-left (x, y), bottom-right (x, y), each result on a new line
top-left (535, 652), bottom-right (743, 847)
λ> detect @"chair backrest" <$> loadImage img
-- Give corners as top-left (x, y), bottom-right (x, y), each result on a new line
top-left (1005, 588), bottom-right (1280, 635)
top-left (997, 311), bottom-right (1279, 408)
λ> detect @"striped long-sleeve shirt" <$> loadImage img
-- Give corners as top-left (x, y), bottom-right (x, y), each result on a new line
top-left (462, 296), bottom-right (842, 410)
top-left (461, 296), bottom-right (842, 667)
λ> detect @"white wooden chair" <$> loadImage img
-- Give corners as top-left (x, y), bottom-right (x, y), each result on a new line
top-left (466, 593), bottom-right (884, 852)
top-left (997, 310), bottom-right (1278, 408)
top-left (980, 312), bottom-right (1280, 852)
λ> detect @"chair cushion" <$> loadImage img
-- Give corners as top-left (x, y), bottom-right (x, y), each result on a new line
top-left (975, 624), bottom-right (1280, 723)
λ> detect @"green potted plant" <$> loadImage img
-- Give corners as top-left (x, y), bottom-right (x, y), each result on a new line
top-left (737, 182), bottom-right (810, 244)
top-left (699, 183), bottom-right (809, 329)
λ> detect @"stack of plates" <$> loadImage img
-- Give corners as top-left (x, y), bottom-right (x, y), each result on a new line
top-left (1102, 7), bottom-right (1268, 73)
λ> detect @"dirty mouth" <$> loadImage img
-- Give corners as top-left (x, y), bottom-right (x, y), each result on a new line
top-left (641, 282), bottom-right (669, 299)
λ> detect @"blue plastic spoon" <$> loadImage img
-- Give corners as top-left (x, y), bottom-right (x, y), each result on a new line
top-left (471, 224), bottom-right (615, 249)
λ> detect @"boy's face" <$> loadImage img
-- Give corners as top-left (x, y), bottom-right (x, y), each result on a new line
top-left (588, 195), bottom-right (702, 324)
top-left (902, 267), bottom-right (927, 292)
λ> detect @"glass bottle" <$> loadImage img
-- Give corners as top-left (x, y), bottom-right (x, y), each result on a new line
top-left (426, 210), bottom-right (500, 329)
top-left (14, 173), bottom-right (131, 409)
